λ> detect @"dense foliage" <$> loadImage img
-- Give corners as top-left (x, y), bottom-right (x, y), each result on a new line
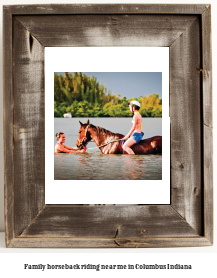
top-left (54, 72), bottom-right (162, 118)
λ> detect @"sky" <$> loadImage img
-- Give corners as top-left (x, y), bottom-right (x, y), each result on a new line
top-left (56, 72), bottom-right (162, 99)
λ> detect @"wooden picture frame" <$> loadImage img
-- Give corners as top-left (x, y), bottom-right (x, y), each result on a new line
top-left (3, 4), bottom-right (213, 248)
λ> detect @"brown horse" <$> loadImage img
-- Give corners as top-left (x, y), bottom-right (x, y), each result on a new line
top-left (76, 119), bottom-right (162, 155)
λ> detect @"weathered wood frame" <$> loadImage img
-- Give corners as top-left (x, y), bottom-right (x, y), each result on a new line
top-left (3, 4), bottom-right (212, 248)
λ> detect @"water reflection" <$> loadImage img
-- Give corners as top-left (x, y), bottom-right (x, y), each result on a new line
top-left (54, 152), bottom-right (162, 180)
top-left (120, 155), bottom-right (160, 180)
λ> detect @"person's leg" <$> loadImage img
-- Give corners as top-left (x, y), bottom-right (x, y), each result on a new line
top-left (123, 138), bottom-right (137, 154)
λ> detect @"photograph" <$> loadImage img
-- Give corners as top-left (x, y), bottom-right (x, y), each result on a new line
top-left (54, 72), bottom-right (162, 180)
top-left (45, 47), bottom-right (169, 204)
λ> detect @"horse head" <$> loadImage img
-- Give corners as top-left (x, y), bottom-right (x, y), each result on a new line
top-left (76, 119), bottom-right (92, 149)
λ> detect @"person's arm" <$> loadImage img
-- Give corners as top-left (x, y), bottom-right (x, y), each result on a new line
top-left (55, 144), bottom-right (71, 153)
top-left (62, 144), bottom-right (86, 152)
top-left (68, 146), bottom-right (87, 153)
top-left (62, 144), bottom-right (80, 151)
top-left (122, 115), bottom-right (138, 140)
top-left (69, 149), bottom-right (85, 153)
top-left (56, 144), bottom-right (86, 153)
top-left (78, 146), bottom-right (86, 153)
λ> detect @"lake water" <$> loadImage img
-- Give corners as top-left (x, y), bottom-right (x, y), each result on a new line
top-left (54, 118), bottom-right (162, 180)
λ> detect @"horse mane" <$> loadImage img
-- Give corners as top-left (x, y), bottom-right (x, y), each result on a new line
top-left (89, 124), bottom-right (116, 137)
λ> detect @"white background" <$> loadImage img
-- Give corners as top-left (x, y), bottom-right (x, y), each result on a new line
top-left (45, 47), bottom-right (170, 204)
top-left (0, 0), bottom-right (216, 277)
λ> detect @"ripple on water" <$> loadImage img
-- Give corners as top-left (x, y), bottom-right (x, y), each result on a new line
top-left (54, 153), bottom-right (162, 180)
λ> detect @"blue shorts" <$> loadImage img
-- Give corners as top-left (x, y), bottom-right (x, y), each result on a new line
top-left (131, 132), bottom-right (144, 143)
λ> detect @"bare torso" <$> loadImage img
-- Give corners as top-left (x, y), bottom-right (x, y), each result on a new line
top-left (132, 112), bottom-right (142, 133)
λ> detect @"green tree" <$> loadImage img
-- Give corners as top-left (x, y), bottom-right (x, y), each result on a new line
top-left (54, 72), bottom-right (162, 118)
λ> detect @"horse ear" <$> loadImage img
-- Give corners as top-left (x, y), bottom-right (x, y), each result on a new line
top-left (79, 121), bottom-right (83, 126)
top-left (86, 119), bottom-right (90, 125)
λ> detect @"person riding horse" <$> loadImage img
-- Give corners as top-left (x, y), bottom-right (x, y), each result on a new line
top-left (76, 119), bottom-right (162, 155)
top-left (122, 100), bottom-right (144, 155)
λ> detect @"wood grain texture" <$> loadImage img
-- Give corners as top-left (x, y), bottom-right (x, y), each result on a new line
top-left (3, 7), bottom-right (14, 247)
top-left (3, 4), bottom-right (213, 248)
top-left (4, 4), bottom-right (207, 15)
top-left (20, 205), bottom-right (198, 238)
top-left (170, 17), bottom-right (202, 234)
top-left (12, 17), bottom-right (45, 237)
top-left (202, 6), bottom-right (212, 129)
top-left (8, 237), bottom-right (212, 248)
top-left (201, 6), bottom-right (213, 244)
top-left (203, 125), bottom-right (213, 243)
top-left (16, 15), bottom-right (197, 47)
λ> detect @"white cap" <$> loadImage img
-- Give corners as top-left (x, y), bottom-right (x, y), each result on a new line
top-left (129, 100), bottom-right (141, 107)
